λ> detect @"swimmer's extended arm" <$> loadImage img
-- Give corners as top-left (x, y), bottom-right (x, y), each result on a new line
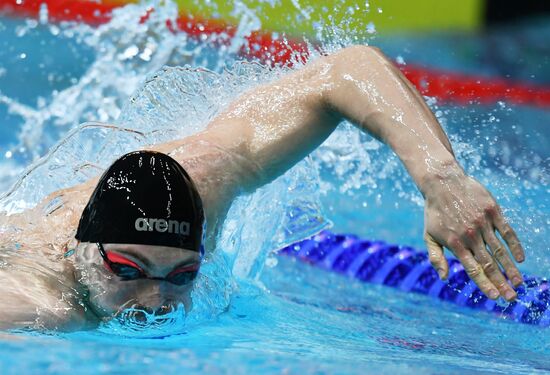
top-left (205, 45), bottom-right (525, 302)
top-left (323, 47), bottom-right (525, 303)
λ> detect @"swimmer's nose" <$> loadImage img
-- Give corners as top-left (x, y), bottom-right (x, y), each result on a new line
top-left (144, 280), bottom-right (180, 297)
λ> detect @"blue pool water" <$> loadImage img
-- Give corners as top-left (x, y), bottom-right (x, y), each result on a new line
top-left (0, 1), bottom-right (549, 373)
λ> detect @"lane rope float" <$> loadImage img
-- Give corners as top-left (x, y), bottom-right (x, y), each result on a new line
top-left (279, 231), bottom-right (549, 327)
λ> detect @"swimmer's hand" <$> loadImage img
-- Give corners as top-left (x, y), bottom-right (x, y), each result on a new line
top-left (422, 168), bottom-right (525, 302)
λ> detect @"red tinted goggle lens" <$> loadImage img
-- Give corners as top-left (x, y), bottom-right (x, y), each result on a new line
top-left (98, 243), bottom-right (200, 286)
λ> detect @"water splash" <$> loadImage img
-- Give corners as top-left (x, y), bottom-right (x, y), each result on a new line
top-left (0, 0), bottom-right (261, 171)
top-left (0, 0), bottom-right (548, 334)
top-left (98, 302), bottom-right (192, 338)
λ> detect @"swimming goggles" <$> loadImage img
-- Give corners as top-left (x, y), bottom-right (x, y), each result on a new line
top-left (97, 243), bottom-right (200, 286)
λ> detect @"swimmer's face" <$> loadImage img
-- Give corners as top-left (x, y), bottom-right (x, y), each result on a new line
top-left (74, 243), bottom-right (200, 319)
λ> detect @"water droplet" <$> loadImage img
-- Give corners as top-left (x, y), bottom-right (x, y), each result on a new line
top-left (265, 256), bottom-right (278, 268)
top-left (139, 48), bottom-right (153, 61)
top-left (49, 24), bottom-right (60, 35)
top-left (39, 3), bottom-right (49, 24)
top-left (366, 22), bottom-right (376, 34)
top-left (120, 45), bottom-right (139, 60)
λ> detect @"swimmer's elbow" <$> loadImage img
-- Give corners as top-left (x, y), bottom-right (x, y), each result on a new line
top-left (329, 45), bottom-right (384, 68)
top-left (323, 45), bottom-right (388, 96)
top-left (318, 46), bottom-right (383, 116)
top-left (339, 45), bottom-right (381, 56)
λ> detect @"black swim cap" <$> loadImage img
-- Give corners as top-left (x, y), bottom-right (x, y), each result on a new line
top-left (75, 150), bottom-right (204, 252)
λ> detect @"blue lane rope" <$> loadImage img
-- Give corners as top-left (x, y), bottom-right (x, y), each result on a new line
top-left (278, 231), bottom-right (549, 327)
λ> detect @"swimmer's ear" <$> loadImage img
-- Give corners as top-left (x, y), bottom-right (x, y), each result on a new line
top-left (424, 233), bottom-right (449, 280)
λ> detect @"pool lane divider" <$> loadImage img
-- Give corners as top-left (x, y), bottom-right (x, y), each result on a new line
top-left (2, 0), bottom-right (550, 109)
top-left (280, 231), bottom-right (550, 327)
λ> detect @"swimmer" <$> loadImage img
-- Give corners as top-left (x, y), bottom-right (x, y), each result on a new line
top-left (0, 46), bottom-right (526, 330)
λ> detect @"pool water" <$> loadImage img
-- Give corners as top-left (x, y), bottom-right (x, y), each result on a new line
top-left (0, 1), bottom-right (549, 373)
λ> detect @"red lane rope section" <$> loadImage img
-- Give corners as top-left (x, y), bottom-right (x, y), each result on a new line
top-left (401, 65), bottom-right (550, 107)
top-left (2, 0), bottom-right (550, 108)
top-left (0, 0), bottom-right (120, 24)
top-left (173, 13), bottom-right (309, 65)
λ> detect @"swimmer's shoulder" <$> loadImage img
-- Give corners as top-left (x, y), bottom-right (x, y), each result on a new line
top-left (150, 128), bottom-right (262, 187)
top-left (149, 128), bottom-right (261, 237)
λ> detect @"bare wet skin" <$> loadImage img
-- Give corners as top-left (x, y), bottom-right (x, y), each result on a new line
top-left (0, 46), bottom-right (525, 331)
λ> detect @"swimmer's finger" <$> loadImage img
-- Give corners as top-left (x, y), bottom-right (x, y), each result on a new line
top-left (424, 233), bottom-right (448, 280)
top-left (470, 235), bottom-right (516, 301)
top-left (454, 246), bottom-right (500, 300)
top-left (483, 227), bottom-right (523, 288)
top-left (491, 210), bottom-right (525, 263)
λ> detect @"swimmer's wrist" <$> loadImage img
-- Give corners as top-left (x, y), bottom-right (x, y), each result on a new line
top-left (416, 158), bottom-right (465, 198)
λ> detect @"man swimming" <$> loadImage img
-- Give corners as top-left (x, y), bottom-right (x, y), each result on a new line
top-left (0, 46), bottom-right (525, 330)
